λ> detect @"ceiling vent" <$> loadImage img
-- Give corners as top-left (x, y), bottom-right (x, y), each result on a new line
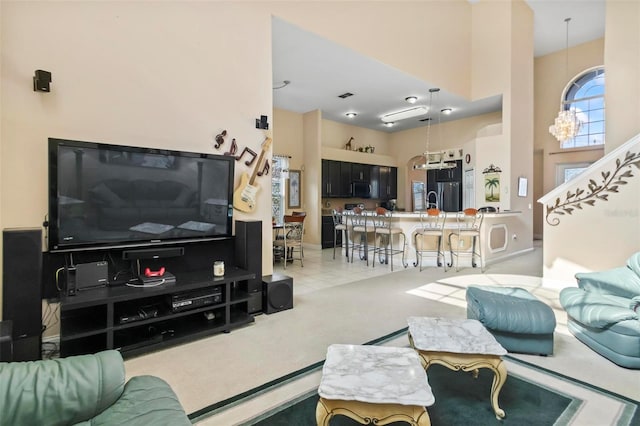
top-left (338, 92), bottom-right (354, 99)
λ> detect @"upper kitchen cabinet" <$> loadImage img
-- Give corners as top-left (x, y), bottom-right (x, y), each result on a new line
top-left (351, 163), bottom-right (371, 182)
top-left (339, 162), bottom-right (352, 197)
top-left (322, 159), bottom-right (341, 197)
top-left (322, 159), bottom-right (352, 197)
top-left (372, 166), bottom-right (397, 200)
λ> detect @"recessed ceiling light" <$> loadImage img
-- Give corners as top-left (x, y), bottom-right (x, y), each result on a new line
top-left (345, 112), bottom-right (357, 118)
top-left (405, 96), bottom-right (418, 104)
top-left (384, 122), bottom-right (394, 127)
top-left (441, 108), bottom-right (453, 115)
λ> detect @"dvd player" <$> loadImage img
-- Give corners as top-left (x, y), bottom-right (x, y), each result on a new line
top-left (169, 287), bottom-right (222, 312)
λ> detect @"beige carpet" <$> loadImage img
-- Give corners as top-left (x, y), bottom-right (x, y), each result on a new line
top-left (123, 247), bottom-right (640, 424)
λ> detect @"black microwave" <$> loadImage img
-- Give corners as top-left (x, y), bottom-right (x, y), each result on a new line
top-left (352, 181), bottom-right (371, 198)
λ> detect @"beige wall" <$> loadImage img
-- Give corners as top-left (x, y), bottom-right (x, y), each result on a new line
top-left (0, 1), bottom-right (484, 313)
top-left (0, 0), bottom-right (538, 320)
top-left (391, 112), bottom-right (503, 210)
top-left (533, 38), bottom-right (605, 238)
top-left (322, 120), bottom-right (391, 155)
top-left (274, 1), bottom-right (473, 99)
top-left (539, 0), bottom-right (640, 282)
top-left (541, 141), bottom-right (640, 283)
top-left (604, 0), bottom-right (640, 152)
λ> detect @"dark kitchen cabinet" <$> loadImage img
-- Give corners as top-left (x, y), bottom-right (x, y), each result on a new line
top-left (321, 216), bottom-right (342, 249)
top-left (351, 163), bottom-right (371, 182)
top-left (322, 160), bottom-right (342, 197)
top-left (372, 166), bottom-right (397, 200)
top-left (339, 162), bottom-right (352, 197)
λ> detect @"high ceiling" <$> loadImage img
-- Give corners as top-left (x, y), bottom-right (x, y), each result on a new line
top-left (272, 0), bottom-right (605, 133)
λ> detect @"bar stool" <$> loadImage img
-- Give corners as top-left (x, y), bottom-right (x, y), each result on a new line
top-left (414, 208), bottom-right (447, 271)
top-left (331, 209), bottom-right (347, 259)
top-left (372, 207), bottom-right (407, 271)
top-left (448, 208), bottom-right (484, 272)
top-left (349, 207), bottom-right (375, 265)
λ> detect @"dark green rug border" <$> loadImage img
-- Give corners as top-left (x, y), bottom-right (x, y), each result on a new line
top-left (188, 326), bottom-right (640, 423)
top-left (188, 327), bottom-right (409, 421)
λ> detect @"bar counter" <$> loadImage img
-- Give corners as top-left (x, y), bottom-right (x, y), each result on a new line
top-left (336, 210), bottom-right (527, 267)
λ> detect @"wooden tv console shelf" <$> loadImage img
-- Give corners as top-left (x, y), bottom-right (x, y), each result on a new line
top-left (59, 267), bottom-right (255, 358)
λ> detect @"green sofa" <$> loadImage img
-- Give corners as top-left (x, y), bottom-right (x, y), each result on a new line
top-left (0, 350), bottom-right (191, 425)
top-left (560, 252), bottom-right (640, 369)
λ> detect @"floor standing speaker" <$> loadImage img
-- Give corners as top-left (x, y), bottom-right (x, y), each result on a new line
top-left (262, 273), bottom-right (293, 314)
top-left (234, 221), bottom-right (262, 314)
top-left (2, 228), bottom-right (42, 361)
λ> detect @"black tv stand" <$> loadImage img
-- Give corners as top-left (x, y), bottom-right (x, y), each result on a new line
top-left (59, 266), bottom-right (255, 358)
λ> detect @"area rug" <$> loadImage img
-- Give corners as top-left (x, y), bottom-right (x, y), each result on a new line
top-left (190, 329), bottom-right (640, 425)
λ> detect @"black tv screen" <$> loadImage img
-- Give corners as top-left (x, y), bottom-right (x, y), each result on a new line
top-left (48, 138), bottom-right (234, 251)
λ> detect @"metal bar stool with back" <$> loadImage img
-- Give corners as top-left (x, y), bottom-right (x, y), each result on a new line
top-left (349, 207), bottom-right (376, 265)
top-left (414, 208), bottom-right (447, 271)
top-left (372, 207), bottom-right (407, 271)
top-left (448, 208), bottom-right (484, 272)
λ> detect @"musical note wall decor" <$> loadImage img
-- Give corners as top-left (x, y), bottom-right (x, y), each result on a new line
top-left (213, 129), bottom-right (273, 213)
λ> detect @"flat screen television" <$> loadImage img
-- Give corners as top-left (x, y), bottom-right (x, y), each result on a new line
top-left (48, 138), bottom-right (235, 252)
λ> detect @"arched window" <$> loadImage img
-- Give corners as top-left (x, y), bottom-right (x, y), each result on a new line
top-left (561, 67), bottom-right (605, 149)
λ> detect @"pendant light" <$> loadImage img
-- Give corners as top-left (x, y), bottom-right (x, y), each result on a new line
top-left (413, 88), bottom-right (455, 170)
top-left (549, 18), bottom-right (582, 143)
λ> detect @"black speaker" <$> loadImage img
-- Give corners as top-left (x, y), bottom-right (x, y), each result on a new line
top-left (0, 320), bottom-right (13, 362)
top-left (262, 274), bottom-right (293, 314)
top-left (122, 246), bottom-right (185, 260)
top-left (235, 221), bottom-right (262, 314)
top-left (2, 228), bottom-right (43, 360)
top-left (33, 70), bottom-right (52, 92)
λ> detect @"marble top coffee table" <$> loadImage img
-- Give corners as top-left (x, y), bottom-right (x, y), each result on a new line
top-left (407, 317), bottom-right (508, 420)
top-left (316, 344), bottom-right (434, 426)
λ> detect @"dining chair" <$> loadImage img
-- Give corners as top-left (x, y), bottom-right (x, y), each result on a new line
top-left (414, 208), bottom-right (447, 271)
top-left (372, 207), bottom-right (407, 271)
top-left (291, 211), bottom-right (306, 258)
top-left (448, 208), bottom-right (484, 272)
top-left (272, 214), bottom-right (305, 269)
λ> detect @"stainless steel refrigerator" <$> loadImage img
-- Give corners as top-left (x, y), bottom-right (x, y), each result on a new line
top-left (437, 181), bottom-right (461, 212)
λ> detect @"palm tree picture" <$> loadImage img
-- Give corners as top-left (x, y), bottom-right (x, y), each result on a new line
top-left (484, 173), bottom-right (500, 202)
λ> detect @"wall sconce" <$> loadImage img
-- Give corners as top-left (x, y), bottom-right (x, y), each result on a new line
top-left (33, 70), bottom-right (52, 92)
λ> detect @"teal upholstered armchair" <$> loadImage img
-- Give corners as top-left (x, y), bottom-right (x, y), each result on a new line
top-left (0, 350), bottom-right (191, 426)
top-left (560, 252), bottom-right (640, 369)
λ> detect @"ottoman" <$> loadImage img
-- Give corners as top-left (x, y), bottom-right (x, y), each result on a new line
top-left (466, 286), bottom-right (556, 355)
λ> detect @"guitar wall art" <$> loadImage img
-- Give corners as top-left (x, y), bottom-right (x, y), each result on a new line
top-left (214, 129), bottom-right (271, 213)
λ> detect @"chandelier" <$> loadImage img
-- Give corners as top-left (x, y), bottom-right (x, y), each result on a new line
top-left (549, 18), bottom-right (582, 143)
top-left (413, 88), bottom-right (455, 171)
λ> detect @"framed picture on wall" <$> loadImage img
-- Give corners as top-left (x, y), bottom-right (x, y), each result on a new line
top-left (288, 170), bottom-right (301, 209)
top-left (484, 173), bottom-right (500, 202)
top-left (518, 177), bottom-right (528, 197)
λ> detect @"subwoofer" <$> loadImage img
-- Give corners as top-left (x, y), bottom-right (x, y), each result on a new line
top-left (262, 274), bottom-right (293, 314)
top-left (2, 228), bottom-right (43, 361)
